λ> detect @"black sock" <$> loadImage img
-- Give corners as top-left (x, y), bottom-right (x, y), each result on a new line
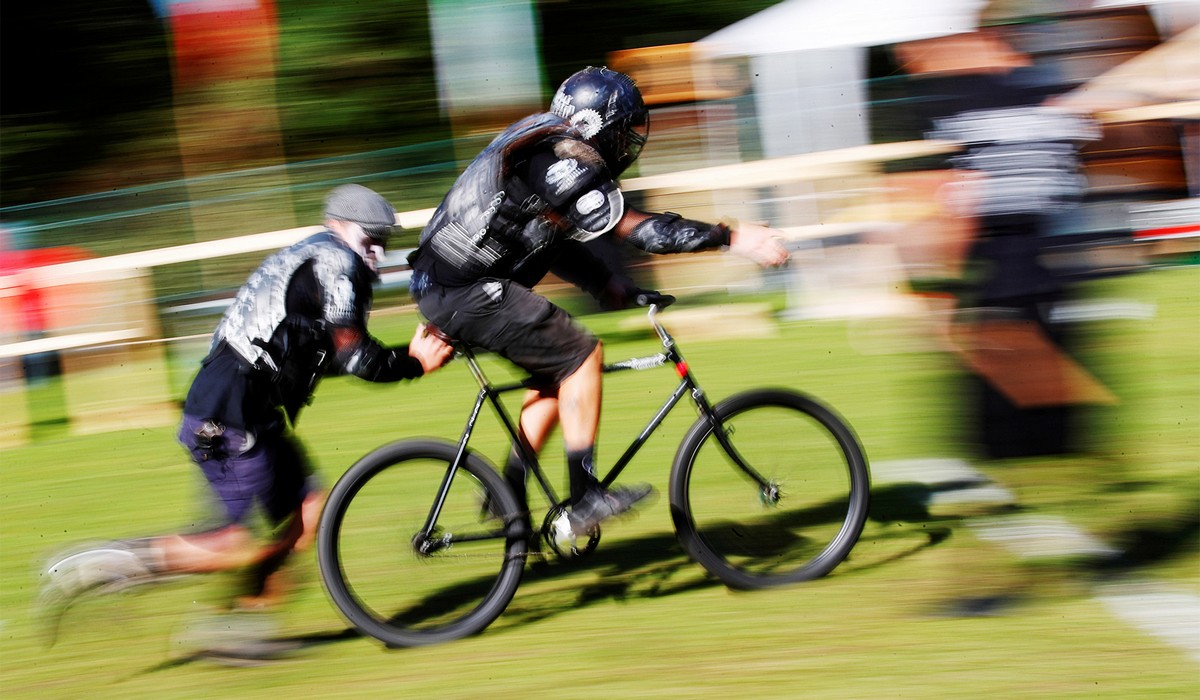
top-left (503, 450), bottom-right (528, 508)
top-left (566, 446), bottom-right (598, 504)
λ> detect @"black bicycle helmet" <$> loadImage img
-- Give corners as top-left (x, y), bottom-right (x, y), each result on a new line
top-left (549, 66), bottom-right (649, 177)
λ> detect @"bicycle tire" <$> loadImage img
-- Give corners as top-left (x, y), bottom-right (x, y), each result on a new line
top-left (317, 439), bottom-right (527, 647)
top-left (669, 389), bottom-right (869, 590)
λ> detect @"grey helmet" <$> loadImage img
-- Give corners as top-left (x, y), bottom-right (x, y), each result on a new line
top-left (324, 184), bottom-right (396, 243)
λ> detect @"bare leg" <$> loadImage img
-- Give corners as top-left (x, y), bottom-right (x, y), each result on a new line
top-left (156, 526), bottom-right (263, 573)
top-left (239, 490), bottom-right (325, 609)
top-left (291, 489), bottom-right (325, 553)
top-left (517, 388), bottom-right (561, 456)
top-left (501, 388), bottom-right (560, 507)
top-left (555, 343), bottom-right (604, 502)
top-left (508, 343), bottom-right (603, 505)
top-left (555, 342), bottom-right (603, 451)
top-left (145, 489), bottom-right (323, 608)
top-left (40, 494), bottom-right (319, 649)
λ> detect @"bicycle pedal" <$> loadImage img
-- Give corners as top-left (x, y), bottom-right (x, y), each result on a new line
top-left (543, 509), bottom-right (600, 559)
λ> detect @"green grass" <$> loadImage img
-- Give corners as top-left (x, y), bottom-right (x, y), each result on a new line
top-left (2, 268), bottom-right (1197, 698)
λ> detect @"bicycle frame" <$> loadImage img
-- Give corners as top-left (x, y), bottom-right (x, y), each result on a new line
top-left (420, 304), bottom-right (775, 539)
top-left (320, 295), bottom-right (871, 648)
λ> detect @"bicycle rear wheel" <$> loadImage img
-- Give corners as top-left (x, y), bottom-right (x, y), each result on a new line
top-left (317, 439), bottom-right (527, 647)
top-left (670, 389), bottom-right (869, 590)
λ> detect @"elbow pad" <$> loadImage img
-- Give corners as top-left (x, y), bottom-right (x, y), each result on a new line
top-left (625, 212), bottom-right (731, 254)
top-left (339, 335), bottom-right (423, 382)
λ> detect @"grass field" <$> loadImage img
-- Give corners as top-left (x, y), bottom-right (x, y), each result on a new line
top-left (2, 267), bottom-right (1197, 698)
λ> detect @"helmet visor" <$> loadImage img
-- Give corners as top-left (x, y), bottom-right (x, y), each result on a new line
top-left (625, 112), bottom-right (650, 164)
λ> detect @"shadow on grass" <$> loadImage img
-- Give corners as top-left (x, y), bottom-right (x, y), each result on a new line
top-left (868, 481), bottom-right (1020, 523)
top-left (137, 628), bottom-right (362, 673)
top-left (136, 489), bottom-right (963, 671)
top-left (1087, 506), bottom-right (1200, 575)
top-left (141, 495), bottom-right (1195, 670)
top-left (344, 492), bottom-right (950, 637)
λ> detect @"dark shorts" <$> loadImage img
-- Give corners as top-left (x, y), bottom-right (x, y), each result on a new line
top-left (416, 278), bottom-right (598, 385)
top-left (178, 414), bottom-right (313, 527)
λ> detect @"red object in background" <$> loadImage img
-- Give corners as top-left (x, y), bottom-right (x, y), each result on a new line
top-left (165, 0), bottom-right (279, 89)
top-left (0, 247), bottom-right (91, 334)
top-left (1133, 223), bottom-right (1200, 240)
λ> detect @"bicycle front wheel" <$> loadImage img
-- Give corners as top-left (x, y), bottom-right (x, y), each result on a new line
top-left (670, 389), bottom-right (869, 590)
top-left (317, 439), bottom-right (527, 647)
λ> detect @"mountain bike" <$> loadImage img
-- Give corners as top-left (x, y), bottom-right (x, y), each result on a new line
top-left (317, 292), bottom-right (870, 647)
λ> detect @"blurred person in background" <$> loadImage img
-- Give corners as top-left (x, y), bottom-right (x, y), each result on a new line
top-left (39, 184), bottom-right (454, 659)
top-left (408, 66), bottom-right (789, 536)
top-left (891, 26), bottom-right (1102, 459)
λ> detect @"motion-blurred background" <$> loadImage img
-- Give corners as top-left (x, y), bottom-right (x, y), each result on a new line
top-left (2, 0), bottom-right (1200, 449)
top-left (1, 3), bottom-right (1197, 693)
top-left (2, 0), bottom-right (1196, 446)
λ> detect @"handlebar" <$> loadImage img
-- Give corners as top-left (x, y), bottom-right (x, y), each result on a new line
top-left (634, 291), bottom-right (676, 309)
top-left (424, 323), bottom-right (455, 345)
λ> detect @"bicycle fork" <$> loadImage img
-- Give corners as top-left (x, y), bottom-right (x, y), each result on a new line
top-left (650, 312), bottom-right (779, 504)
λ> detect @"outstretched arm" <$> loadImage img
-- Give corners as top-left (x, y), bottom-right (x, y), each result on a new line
top-left (526, 138), bottom-right (788, 267)
top-left (728, 221), bottom-right (790, 267)
top-left (614, 207), bottom-right (789, 267)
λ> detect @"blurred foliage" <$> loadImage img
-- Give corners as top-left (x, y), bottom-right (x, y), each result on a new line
top-left (1, 0), bottom-right (778, 208)
top-left (1, 0), bottom-right (174, 203)
top-left (273, 0), bottom-right (446, 160)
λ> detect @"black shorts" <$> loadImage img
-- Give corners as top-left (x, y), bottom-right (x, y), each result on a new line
top-left (416, 279), bottom-right (598, 385)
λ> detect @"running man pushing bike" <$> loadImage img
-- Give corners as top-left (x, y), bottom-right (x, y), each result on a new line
top-left (408, 66), bottom-right (788, 536)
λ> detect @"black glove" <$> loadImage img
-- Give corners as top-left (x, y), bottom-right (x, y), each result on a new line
top-left (598, 276), bottom-right (641, 311)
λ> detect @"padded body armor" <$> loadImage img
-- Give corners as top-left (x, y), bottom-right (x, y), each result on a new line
top-left (415, 113), bottom-right (622, 289)
top-left (210, 231), bottom-right (371, 419)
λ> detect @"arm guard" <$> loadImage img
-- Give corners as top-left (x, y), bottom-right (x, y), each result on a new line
top-left (625, 212), bottom-right (731, 254)
top-left (334, 328), bottom-right (424, 383)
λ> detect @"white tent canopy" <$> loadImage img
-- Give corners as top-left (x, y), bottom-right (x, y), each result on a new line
top-left (699, 0), bottom-right (1199, 59)
top-left (694, 0), bottom-right (992, 161)
top-left (690, 0), bottom-right (1197, 225)
top-left (698, 0), bottom-right (989, 58)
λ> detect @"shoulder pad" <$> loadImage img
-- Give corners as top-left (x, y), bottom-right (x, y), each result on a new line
top-left (301, 237), bottom-right (367, 326)
top-left (528, 138), bottom-right (609, 207)
top-left (567, 180), bottom-right (624, 241)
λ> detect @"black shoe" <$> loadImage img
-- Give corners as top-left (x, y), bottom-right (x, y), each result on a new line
top-left (567, 484), bottom-right (653, 535)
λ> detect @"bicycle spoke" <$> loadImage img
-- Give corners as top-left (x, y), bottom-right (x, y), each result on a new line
top-left (319, 440), bottom-right (525, 646)
top-left (672, 390), bottom-right (869, 589)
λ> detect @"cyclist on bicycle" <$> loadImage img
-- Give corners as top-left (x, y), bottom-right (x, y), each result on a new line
top-left (409, 66), bottom-right (788, 535)
top-left (40, 184), bottom-right (454, 656)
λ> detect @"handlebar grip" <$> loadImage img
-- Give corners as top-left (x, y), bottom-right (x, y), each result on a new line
top-left (634, 291), bottom-right (676, 309)
top-left (423, 323), bottom-right (457, 345)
